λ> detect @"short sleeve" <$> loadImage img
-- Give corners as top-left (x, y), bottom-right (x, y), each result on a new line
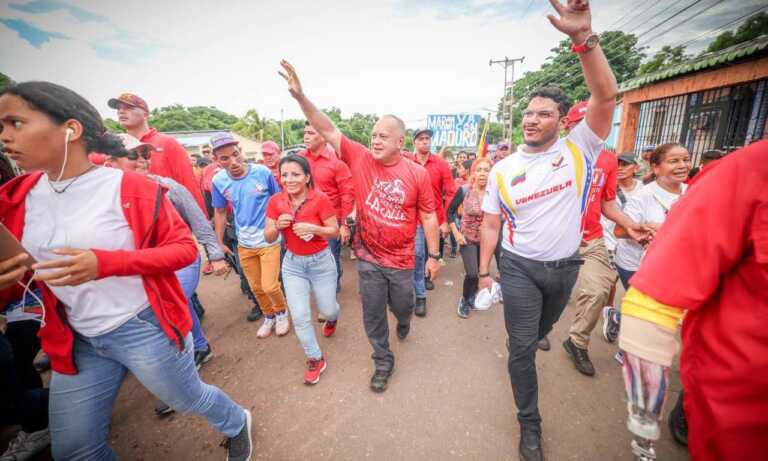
top-left (482, 164), bottom-right (502, 215)
top-left (622, 192), bottom-right (645, 223)
top-left (211, 178), bottom-right (227, 209)
top-left (266, 195), bottom-right (280, 220)
top-left (567, 120), bottom-right (605, 164)
top-left (339, 135), bottom-right (369, 170)
top-left (416, 169), bottom-right (436, 213)
top-left (601, 155), bottom-right (618, 202)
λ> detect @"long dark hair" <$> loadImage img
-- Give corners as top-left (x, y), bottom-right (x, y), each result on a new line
top-left (278, 154), bottom-right (313, 188)
top-left (1, 81), bottom-right (125, 156)
top-left (0, 151), bottom-right (16, 186)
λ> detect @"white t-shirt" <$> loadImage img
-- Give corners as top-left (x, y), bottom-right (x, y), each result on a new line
top-left (613, 181), bottom-right (688, 271)
top-left (482, 120), bottom-right (604, 261)
top-left (21, 167), bottom-right (150, 337)
top-left (602, 179), bottom-right (643, 252)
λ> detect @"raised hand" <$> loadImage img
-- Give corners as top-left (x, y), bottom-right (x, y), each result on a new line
top-left (279, 60), bottom-right (304, 98)
top-left (547, 0), bottom-right (592, 43)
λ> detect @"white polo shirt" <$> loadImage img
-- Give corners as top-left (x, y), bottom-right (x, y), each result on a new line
top-left (482, 121), bottom-right (604, 261)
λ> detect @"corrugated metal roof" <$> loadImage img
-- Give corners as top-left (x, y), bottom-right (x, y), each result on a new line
top-left (619, 34), bottom-right (768, 93)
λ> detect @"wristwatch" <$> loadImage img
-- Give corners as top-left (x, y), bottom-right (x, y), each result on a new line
top-left (478, 273), bottom-right (491, 278)
top-left (571, 33), bottom-right (600, 54)
top-left (428, 252), bottom-right (441, 261)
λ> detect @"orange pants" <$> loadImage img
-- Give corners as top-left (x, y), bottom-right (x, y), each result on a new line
top-left (238, 245), bottom-right (287, 317)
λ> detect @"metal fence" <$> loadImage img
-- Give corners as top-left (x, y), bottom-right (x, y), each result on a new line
top-left (633, 79), bottom-right (768, 166)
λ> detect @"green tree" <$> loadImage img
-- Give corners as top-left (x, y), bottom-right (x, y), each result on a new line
top-left (148, 105), bottom-right (238, 132)
top-left (637, 45), bottom-right (689, 76)
top-left (0, 72), bottom-right (11, 90)
top-left (706, 12), bottom-right (768, 53)
top-left (504, 31), bottom-right (644, 130)
top-left (103, 118), bottom-right (124, 133)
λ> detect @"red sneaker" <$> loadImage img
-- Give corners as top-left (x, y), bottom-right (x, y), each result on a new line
top-left (322, 320), bottom-right (337, 337)
top-left (202, 261), bottom-right (214, 275)
top-left (304, 357), bottom-right (326, 385)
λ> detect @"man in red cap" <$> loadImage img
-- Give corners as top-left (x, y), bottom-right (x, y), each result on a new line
top-left (261, 141), bottom-right (282, 186)
top-left (108, 93), bottom-right (207, 216)
top-left (559, 100), bottom-right (647, 377)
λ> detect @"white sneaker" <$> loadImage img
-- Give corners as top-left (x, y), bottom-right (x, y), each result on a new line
top-left (275, 311), bottom-right (290, 336)
top-left (1, 428), bottom-right (50, 461)
top-left (256, 317), bottom-right (276, 338)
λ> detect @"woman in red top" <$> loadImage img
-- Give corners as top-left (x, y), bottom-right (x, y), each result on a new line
top-left (265, 155), bottom-right (339, 385)
top-left (447, 158), bottom-right (492, 318)
top-left (0, 82), bottom-right (251, 460)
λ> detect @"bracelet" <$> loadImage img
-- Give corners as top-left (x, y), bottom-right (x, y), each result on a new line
top-left (478, 273), bottom-right (491, 278)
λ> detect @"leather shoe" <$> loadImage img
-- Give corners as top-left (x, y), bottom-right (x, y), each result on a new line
top-left (537, 336), bottom-right (550, 351)
top-left (246, 305), bottom-right (263, 322)
top-left (562, 338), bottom-right (595, 376)
top-left (414, 297), bottom-right (427, 317)
top-left (396, 322), bottom-right (410, 340)
top-left (519, 427), bottom-right (544, 461)
top-left (370, 368), bottom-right (393, 393)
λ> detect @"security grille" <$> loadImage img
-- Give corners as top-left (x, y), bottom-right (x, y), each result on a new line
top-left (633, 79), bottom-right (768, 166)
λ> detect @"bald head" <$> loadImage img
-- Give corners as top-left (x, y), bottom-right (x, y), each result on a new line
top-left (371, 114), bottom-right (406, 164)
top-left (379, 114), bottom-right (406, 136)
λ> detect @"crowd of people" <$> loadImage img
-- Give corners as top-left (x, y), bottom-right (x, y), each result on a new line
top-left (0, 1), bottom-right (766, 461)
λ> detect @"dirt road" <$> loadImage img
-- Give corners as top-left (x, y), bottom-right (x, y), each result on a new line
top-left (107, 252), bottom-right (689, 461)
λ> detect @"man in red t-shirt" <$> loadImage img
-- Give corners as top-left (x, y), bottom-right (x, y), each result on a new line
top-left (300, 122), bottom-right (354, 289)
top-left (561, 101), bottom-right (647, 376)
top-left (280, 59), bottom-right (441, 393)
top-left (108, 93), bottom-right (207, 217)
top-left (405, 128), bottom-right (455, 316)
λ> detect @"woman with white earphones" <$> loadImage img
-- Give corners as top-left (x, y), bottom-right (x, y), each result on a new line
top-left (0, 82), bottom-right (253, 461)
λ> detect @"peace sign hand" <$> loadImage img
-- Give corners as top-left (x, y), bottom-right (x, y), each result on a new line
top-left (279, 60), bottom-right (304, 98)
top-left (547, 0), bottom-right (592, 44)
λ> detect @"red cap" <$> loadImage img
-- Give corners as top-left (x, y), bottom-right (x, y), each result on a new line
top-left (262, 141), bottom-right (280, 155)
top-left (108, 93), bottom-right (149, 112)
top-left (566, 101), bottom-right (588, 124)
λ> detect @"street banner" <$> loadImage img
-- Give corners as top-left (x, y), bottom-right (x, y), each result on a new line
top-left (427, 114), bottom-right (481, 147)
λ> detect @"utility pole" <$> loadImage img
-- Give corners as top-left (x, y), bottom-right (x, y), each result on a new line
top-left (280, 108), bottom-right (285, 151)
top-left (489, 56), bottom-right (524, 142)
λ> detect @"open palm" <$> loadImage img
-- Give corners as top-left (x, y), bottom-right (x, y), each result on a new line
top-left (279, 59), bottom-right (303, 97)
top-left (547, 0), bottom-right (592, 42)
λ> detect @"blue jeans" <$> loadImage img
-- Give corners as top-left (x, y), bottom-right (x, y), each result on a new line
top-left (175, 254), bottom-right (208, 351)
top-left (413, 225), bottom-right (426, 299)
top-left (281, 248), bottom-right (339, 360)
top-left (328, 238), bottom-right (343, 282)
top-left (49, 308), bottom-right (246, 461)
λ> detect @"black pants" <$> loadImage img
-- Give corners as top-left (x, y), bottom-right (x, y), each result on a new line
top-left (357, 260), bottom-right (414, 372)
top-left (500, 250), bottom-right (581, 429)
top-left (459, 243), bottom-right (480, 300)
top-left (0, 320), bottom-right (48, 432)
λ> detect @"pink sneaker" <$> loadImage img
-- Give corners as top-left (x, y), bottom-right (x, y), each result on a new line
top-left (322, 320), bottom-right (337, 337)
top-left (304, 357), bottom-right (326, 385)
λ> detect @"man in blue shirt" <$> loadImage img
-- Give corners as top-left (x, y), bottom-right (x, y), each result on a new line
top-left (211, 133), bottom-right (289, 338)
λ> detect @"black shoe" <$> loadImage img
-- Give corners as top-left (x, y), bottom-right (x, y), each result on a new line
top-left (246, 305), bottom-right (262, 322)
top-left (154, 400), bottom-right (175, 417)
top-left (370, 369), bottom-right (393, 393)
top-left (537, 336), bottom-right (550, 351)
top-left (414, 297), bottom-right (427, 317)
top-left (519, 427), bottom-right (543, 461)
top-left (668, 391), bottom-right (688, 446)
top-left (396, 322), bottom-right (410, 340)
top-left (562, 338), bottom-right (595, 376)
top-left (449, 249), bottom-right (457, 258)
top-left (425, 279), bottom-right (435, 291)
top-left (194, 346), bottom-right (213, 370)
top-left (225, 409), bottom-right (252, 461)
top-left (191, 292), bottom-right (205, 321)
top-left (457, 297), bottom-right (470, 319)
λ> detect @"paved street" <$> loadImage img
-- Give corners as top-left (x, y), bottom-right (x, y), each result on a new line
top-left (107, 251), bottom-right (690, 461)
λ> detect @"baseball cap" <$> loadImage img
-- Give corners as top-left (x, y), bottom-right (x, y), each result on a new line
top-left (108, 93), bottom-right (149, 112)
top-left (566, 101), bottom-right (588, 124)
top-left (617, 152), bottom-right (638, 165)
top-left (497, 142), bottom-right (510, 151)
top-left (210, 132), bottom-right (238, 152)
top-left (413, 128), bottom-right (433, 139)
top-left (261, 140), bottom-right (280, 155)
top-left (115, 133), bottom-right (154, 153)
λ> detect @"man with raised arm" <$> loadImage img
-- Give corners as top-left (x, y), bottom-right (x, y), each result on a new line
top-left (280, 60), bottom-right (441, 393)
top-left (478, 1), bottom-right (620, 460)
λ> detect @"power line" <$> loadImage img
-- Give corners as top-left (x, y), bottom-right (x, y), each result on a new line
top-left (521, 0), bottom-right (536, 18)
top-left (610, 0), bottom-right (665, 32)
top-left (633, 0), bottom-right (710, 42)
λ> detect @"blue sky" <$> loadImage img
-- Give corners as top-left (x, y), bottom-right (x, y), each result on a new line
top-left (1, 0), bottom-right (764, 126)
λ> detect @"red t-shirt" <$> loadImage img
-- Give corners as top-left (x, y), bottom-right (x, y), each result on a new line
top-left (581, 150), bottom-right (617, 241)
top-left (630, 141), bottom-right (768, 461)
top-left (201, 163), bottom-right (220, 193)
top-left (300, 144), bottom-right (354, 222)
top-left (141, 128), bottom-right (208, 217)
top-left (403, 151), bottom-right (456, 225)
top-left (339, 136), bottom-right (435, 269)
top-left (266, 189), bottom-right (336, 256)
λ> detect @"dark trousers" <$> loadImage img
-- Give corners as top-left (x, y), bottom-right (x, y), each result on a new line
top-left (500, 250), bottom-right (581, 429)
top-left (328, 238), bottom-right (343, 283)
top-left (615, 264), bottom-right (635, 291)
top-left (459, 243), bottom-right (480, 300)
top-left (357, 260), bottom-right (414, 372)
top-left (0, 320), bottom-right (48, 432)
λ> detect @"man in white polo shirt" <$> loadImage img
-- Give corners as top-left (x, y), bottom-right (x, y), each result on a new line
top-left (478, 1), bottom-right (621, 460)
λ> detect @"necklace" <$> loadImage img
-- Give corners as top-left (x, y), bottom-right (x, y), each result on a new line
top-left (47, 165), bottom-right (97, 194)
